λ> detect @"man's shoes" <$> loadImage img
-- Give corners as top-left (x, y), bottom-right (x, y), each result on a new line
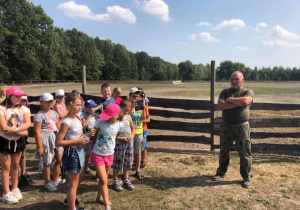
top-left (212, 173), bottom-right (225, 181)
top-left (242, 178), bottom-right (252, 188)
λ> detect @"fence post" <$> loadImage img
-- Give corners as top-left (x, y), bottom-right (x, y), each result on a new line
top-left (210, 60), bottom-right (216, 150)
top-left (82, 65), bottom-right (86, 95)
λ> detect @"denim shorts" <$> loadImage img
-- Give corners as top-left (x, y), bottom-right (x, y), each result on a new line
top-left (62, 147), bottom-right (81, 174)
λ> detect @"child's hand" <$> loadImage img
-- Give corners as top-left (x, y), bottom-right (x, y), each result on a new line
top-left (78, 136), bottom-right (89, 145)
top-left (90, 128), bottom-right (96, 137)
top-left (18, 130), bottom-right (28, 137)
top-left (37, 146), bottom-right (43, 156)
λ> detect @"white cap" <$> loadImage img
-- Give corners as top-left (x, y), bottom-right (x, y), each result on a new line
top-left (40, 93), bottom-right (54, 101)
top-left (129, 87), bottom-right (140, 94)
top-left (55, 89), bottom-right (65, 97)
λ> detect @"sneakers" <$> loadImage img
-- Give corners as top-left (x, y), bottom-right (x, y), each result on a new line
top-left (2, 192), bottom-right (19, 204)
top-left (54, 177), bottom-right (65, 187)
top-left (123, 179), bottom-right (134, 190)
top-left (212, 173), bottom-right (226, 181)
top-left (11, 188), bottom-right (22, 201)
top-left (242, 178), bottom-right (252, 188)
top-left (44, 181), bottom-right (57, 191)
top-left (98, 198), bottom-right (112, 205)
top-left (113, 180), bottom-right (123, 191)
top-left (105, 206), bottom-right (111, 210)
top-left (63, 198), bottom-right (84, 207)
top-left (140, 162), bottom-right (146, 169)
top-left (84, 168), bottom-right (96, 176)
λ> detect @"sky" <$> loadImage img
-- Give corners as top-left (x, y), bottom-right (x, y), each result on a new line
top-left (28, 0), bottom-right (300, 69)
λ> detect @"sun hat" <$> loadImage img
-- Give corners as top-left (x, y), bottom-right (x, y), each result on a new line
top-left (84, 100), bottom-right (96, 108)
top-left (55, 89), bottom-right (65, 97)
top-left (6, 86), bottom-right (24, 96)
top-left (40, 93), bottom-right (54, 102)
top-left (129, 87), bottom-right (140, 94)
top-left (21, 94), bottom-right (28, 100)
top-left (99, 103), bottom-right (120, 120)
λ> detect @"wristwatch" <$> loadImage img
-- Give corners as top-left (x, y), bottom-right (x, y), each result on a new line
top-left (15, 128), bottom-right (19, 133)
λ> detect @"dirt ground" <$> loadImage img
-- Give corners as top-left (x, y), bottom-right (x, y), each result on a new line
top-left (0, 82), bottom-right (299, 209)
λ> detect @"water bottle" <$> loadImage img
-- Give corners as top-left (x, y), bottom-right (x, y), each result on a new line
top-left (38, 156), bottom-right (44, 171)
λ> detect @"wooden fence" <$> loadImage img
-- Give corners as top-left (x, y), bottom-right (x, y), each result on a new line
top-left (27, 94), bottom-right (300, 155)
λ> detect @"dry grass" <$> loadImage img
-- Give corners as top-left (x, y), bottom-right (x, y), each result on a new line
top-left (0, 139), bottom-right (299, 209)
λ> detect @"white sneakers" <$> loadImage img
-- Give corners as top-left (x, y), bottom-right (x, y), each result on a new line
top-left (2, 188), bottom-right (22, 205)
top-left (54, 177), bottom-right (65, 187)
top-left (44, 181), bottom-right (57, 191)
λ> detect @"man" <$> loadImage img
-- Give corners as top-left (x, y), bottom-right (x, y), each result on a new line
top-left (212, 71), bottom-right (254, 188)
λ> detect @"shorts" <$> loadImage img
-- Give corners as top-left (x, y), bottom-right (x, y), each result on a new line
top-left (90, 153), bottom-right (114, 167)
top-left (112, 142), bottom-right (133, 171)
top-left (84, 141), bottom-right (93, 156)
top-left (62, 147), bottom-right (81, 174)
top-left (0, 136), bottom-right (26, 154)
top-left (143, 129), bottom-right (148, 149)
top-left (134, 134), bottom-right (145, 154)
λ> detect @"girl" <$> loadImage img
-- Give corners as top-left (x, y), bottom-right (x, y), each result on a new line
top-left (33, 93), bottom-right (62, 191)
top-left (53, 89), bottom-right (68, 124)
top-left (0, 86), bottom-right (31, 204)
top-left (91, 103), bottom-right (123, 210)
top-left (0, 84), bottom-right (7, 104)
top-left (19, 94), bottom-right (34, 186)
top-left (112, 87), bottom-right (123, 105)
top-left (112, 99), bottom-right (135, 191)
top-left (55, 93), bottom-right (89, 210)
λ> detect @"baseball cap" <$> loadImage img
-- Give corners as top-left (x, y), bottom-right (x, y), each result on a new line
top-left (6, 86), bottom-right (24, 96)
top-left (55, 89), bottom-right (65, 97)
top-left (21, 94), bottom-right (28, 100)
top-left (129, 87), bottom-right (140, 94)
top-left (99, 103), bottom-right (120, 120)
top-left (84, 100), bottom-right (96, 108)
top-left (40, 93), bottom-right (54, 102)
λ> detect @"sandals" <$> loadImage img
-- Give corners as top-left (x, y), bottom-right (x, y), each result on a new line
top-left (135, 171), bottom-right (144, 180)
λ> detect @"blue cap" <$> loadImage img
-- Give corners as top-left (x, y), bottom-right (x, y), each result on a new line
top-left (84, 100), bottom-right (96, 108)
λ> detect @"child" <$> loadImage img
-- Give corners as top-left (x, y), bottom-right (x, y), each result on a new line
top-left (96, 83), bottom-right (115, 113)
top-left (128, 87), bottom-right (146, 180)
top-left (112, 99), bottom-right (135, 191)
top-left (138, 90), bottom-right (151, 169)
top-left (81, 100), bottom-right (99, 177)
top-left (33, 93), bottom-right (63, 191)
top-left (0, 83), bottom-right (7, 103)
top-left (19, 94), bottom-right (34, 186)
top-left (53, 89), bottom-right (68, 124)
top-left (112, 87), bottom-right (123, 105)
top-left (91, 103), bottom-right (123, 210)
top-left (0, 86), bottom-right (31, 204)
top-left (55, 93), bottom-right (89, 210)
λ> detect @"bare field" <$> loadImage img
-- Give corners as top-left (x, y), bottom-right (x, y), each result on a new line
top-left (0, 81), bottom-right (299, 209)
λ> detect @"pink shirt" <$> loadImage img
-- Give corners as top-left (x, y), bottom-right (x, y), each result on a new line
top-left (53, 103), bottom-right (67, 124)
top-left (114, 96), bottom-right (123, 105)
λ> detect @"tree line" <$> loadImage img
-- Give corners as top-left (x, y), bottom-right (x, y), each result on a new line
top-left (1, 0), bottom-right (299, 82)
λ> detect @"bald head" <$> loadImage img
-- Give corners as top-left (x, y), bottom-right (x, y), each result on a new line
top-left (231, 71), bottom-right (244, 90)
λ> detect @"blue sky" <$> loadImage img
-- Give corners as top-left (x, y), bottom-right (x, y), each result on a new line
top-left (28, 0), bottom-right (300, 68)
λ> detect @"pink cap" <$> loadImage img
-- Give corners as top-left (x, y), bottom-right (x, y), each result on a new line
top-left (99, 103), bottom-right (120, 120)
top-left (6, 86), bottom-right (24, 96)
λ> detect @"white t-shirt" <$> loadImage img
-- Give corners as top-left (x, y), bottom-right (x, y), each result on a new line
top-left (92, 119), bottom-right (124, 156)
top-left (0, 105), bottom-right (29, 140)
top-left (62, 117), bottom-right (82, 141)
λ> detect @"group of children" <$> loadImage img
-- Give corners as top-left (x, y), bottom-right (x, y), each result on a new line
top-left (0, 83), bottom-right (151, 210)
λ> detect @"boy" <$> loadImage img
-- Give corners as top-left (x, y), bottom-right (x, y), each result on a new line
top-left (81, 100), bottom-right (99, 177)
top-left (96, 83), bottom-right (115, 114)
top-left (128, 87), bottom-right (146, 180)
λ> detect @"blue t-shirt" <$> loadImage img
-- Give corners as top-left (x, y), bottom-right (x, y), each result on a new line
top-left (96, 97), bottom-right (116, 110)
top-left (92, 119), bottom-right (124, 156)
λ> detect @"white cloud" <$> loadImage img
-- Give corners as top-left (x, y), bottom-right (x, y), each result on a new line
top-left (197, 22), bottom-right (211, 26)
top-left (57, 1), bottom-right (136, 24)
top-left (236, 46), bottom-right (249, 51)
top-left (215, 19), bottom-right (245, 31)
top-left (262, 39), bottom-right (295, 48)
top-left (136, 0), bottom-right (170, 22)
top-left (187, 32), bottom-right (221, 43)
top-left (270, 25), bottom-right (300, 40)
top-left (257, 22), bottom-right (268, 28)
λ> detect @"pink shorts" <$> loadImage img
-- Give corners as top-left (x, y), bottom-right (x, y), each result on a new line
top-left (90, 153), bottom-right (114, 166)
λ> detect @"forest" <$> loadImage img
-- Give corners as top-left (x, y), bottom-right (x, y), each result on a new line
top-left (1, 0), bottom-right (300, 82)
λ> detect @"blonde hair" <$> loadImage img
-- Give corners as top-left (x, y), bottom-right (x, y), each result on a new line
top-left (113, 87), bottom-right (122, 95)
top-left (0, 84), bottom-right (7, 95)
top-left (65, 93), bottom-right (83, 111)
